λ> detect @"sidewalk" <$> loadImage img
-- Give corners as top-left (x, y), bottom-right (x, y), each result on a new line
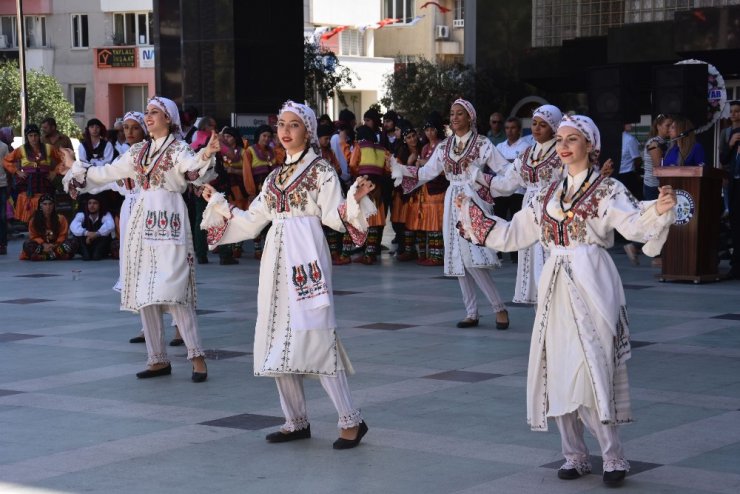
top-left (1, 239), bottom-right (740, 494)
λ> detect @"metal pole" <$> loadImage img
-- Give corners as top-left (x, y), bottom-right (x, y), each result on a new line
top-left (16, 0), bottom-right (28, 137)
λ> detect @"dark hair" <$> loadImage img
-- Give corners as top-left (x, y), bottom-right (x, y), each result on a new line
top-left (41, 117), bottom-right (57, 127)
top-left (23, 124), bottom-right (47, 161)
top-left (318, 114), bottom-right (333, 126)
top-left (221, 126), bottom-right (243, 149)
top-left (505, 117), bottom-right (522, 129)
top-left (83, 118), bottom-right (108, 144)
top-left (730, 100), bottom-right (740, 107)
top-left (355, 125), bottom-right (376, 143)
top-left (396, 130), bottom-right (423, 165)
top-left (31, 196), bottom-right (60, 240)
top-left (338, 109), bottom-right (356, 124)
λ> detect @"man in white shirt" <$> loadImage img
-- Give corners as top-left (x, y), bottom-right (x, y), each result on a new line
top-left (617, 124), bottom-right (643, 199)
top-left (70, 195), bottom-right (115, 260)
top-left (494, 118), bottom-right (528, 262)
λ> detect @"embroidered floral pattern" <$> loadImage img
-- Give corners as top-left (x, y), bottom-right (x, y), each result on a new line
top-left (519, 145), bottom-right (562, 186)
top-left (442, 135), bottom-right (484, 175)
top-left (265, 158), bottom-right (326, 212)
top-left (338, 203), bottom-right (368, 246)
top-left (468, 202), bottom-right (496, 246)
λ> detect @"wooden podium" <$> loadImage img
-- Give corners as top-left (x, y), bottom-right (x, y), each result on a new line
top-left (653, 166), bottom-right (725, 283)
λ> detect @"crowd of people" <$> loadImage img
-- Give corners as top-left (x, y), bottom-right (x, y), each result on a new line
top-left (6, 94), bottom-right (740, 487)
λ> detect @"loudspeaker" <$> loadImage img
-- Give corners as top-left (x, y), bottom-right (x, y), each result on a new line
top-left (587, 65), bottom-right (641, 124)
top-left (652, 64), bottom-right (706, 127)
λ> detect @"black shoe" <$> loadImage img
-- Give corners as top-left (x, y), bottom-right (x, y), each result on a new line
top-left (197, 256), bottom-right (209, 264)
top-left (191, 359), bottom-right (207, 382)
top-left (136, 364), bottom-right (172, 379)
top-left (456, 318), bottom-right (479, 328)
top-left (266, 425), bottom-right (311, 443)
top-left (333, 421), bottom-right (368, 450)
top-left (496, 310), bottom-right (509, 330)
top-left (602, 470), bottom-right (626, 485)
top-left (558, 468), bottom-right (582, 480)
top-left (169, 338), bottom-right (184, 347)
top-left (129, 335), bottom-right (145, 343)
top-left (219, 257), bottom-right (239, 265)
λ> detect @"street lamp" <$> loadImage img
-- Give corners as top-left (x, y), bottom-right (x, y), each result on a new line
top-left (16, 0), bottom-right (28, 136)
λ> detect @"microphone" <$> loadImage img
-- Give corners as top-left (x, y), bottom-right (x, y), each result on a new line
top-left (668, 128), bottom-right (695, 143)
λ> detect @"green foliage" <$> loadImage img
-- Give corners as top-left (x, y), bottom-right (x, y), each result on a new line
top-left (381, 58), bottom-right (476, 127)
top-left (0, 61), bottom-right (80, 137)
top-left (304, 40), bottom-right (355, 109)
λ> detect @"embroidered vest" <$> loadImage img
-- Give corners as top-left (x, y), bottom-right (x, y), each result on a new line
top-left (248, 145), bottom-right (275, 176)
top-left (82, 214), bottom-right (103, 233)
top-left (357, 142), bottom-right (386, 176)
top-left (20, 145), bottom-right (54, 171)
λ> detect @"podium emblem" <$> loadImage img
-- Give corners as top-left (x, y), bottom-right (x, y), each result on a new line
top-left (673, 189), bottom-right (695, 225)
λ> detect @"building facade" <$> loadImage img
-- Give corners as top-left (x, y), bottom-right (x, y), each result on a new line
top-left (0, 0), bottom-right (155, 129)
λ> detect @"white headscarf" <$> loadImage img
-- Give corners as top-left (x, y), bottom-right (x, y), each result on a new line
top-left (452, 98), bottom-right (477, 127)
top-left (532, 104), bottom-right (563, 132)
top-left (147, 96), bottom-right (182, 138)
top-left (558, 114), bottom-right (601, 162)
top-left (278, 100), bottom-right (318, 146)
top-left (123, 111), bottom-right (148, 136)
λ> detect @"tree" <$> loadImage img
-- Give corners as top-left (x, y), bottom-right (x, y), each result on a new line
top-left (0, 61), bottom-right (80, 137)
top-left (304, 39), bottom-right (355, 110)
top-left (381, 58), bottom-right (477, 127)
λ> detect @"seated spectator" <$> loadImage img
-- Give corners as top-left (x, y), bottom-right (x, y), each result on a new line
top-left (663, 116), bottom-right (705, 166)
top-left (21, 193), bottom-right (77, 261)
top-left (70, 195), bottom-right (114, 260)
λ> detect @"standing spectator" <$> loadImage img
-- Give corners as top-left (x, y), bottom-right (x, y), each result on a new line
top-left (486, 112), bottom-right (506, 146)
top-left (395, 127), bottom-right (424, 261)
top-left (495, 117), bottom-right (529, 262)
top-left (20, 193), bottom-right (77, 261)
top-left (318, 124), bottom-right (343, 262)
top-left (181, 106), bottom-right (199, 144)
top-left (625, 114), bottom-right (673, 266)
top-left (349, 125), bottom-right (390, 264)
top-left (40, 118), bottom-right (74, 150)
top-left (720, 101), bottom-right (740, 278)
top-left (663, 116), bottom-right (705, 166)
top-left (78, 118), bottom-right (114, 167)
top-left (112, 119), bottom-right (130, 156)
top-left (3, 124), bottom-right (64, 223)
top-left (616, 124), bottom-right (643, 199)
top-left (185, 115), bottom-right (218, 264)
top-left (244, 124), bottom-right (277, 260)
top-left (0, 135), bottom-right (8, 254)
top-left (70, 195), bottom-right (115, 260)
top-left (331, 111), bottom-right (355, 184)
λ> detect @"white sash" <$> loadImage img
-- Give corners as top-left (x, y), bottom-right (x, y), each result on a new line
top-left (142, 188), bottom-right (187, 245)
top-left (282, 216), bottom-right (331, 330)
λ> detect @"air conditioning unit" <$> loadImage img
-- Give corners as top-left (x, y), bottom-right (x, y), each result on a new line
top-left (0, 34), bottom-right (7, 49)
top-left (435, 25), bottom-right (449, 40)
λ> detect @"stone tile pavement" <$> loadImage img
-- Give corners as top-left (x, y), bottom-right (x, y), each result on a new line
top-left (1, 237), bottom-right (740, 494)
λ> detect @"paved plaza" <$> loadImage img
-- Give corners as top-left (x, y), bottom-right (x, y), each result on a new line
top-left (1, 235), bottom-right (740, 494)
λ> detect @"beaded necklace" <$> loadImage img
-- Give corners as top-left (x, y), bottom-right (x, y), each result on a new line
top-left (276, 147), bottom-right (309, 186)
top-left (559, 167), bottom-right (594, 218)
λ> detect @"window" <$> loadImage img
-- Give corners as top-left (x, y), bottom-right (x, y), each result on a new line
top-left (383, 0), bottom-right (415, 24)
top-left (455, 0), bottom-right (465, 20)
top-left (71, 86), bottom-right (86, 114)
top-left (0, 16), bottom-right (17, 49)
top-left (24, 16), bottom-right (47, 48)
top-left (339, 29), bottom-right (364, 56)
top-left (113, 12), bottom-right (152, 45)
top-left (123, 85), bottom-right (147, 113)
top-left (71, 14), bottom-right (88, 48)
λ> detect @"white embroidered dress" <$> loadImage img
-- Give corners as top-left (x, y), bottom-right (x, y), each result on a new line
top-left (458, 170), bottom-right (675, 431)
top-left (63, 136), bottom-right (215, 311)
top-left (398, 132), bottom-right (509, 276)
top-left (201, 149), bottom-right (375, 377)
top-left (483, 138), bottom-right (565, 303)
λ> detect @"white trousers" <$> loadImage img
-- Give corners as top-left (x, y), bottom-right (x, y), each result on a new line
top-left (554, 405), bottom-right (629, 471)
top-left (275, 371), bottom-right (362, 431)
top-left (140, 304), bottom-right (205, 365)
top-left (458, 267), bottom-right (506, 318)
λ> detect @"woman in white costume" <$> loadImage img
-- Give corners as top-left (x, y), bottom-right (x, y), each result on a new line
top-left (200, 100), bottom-right (376, 449)
top-left (456, 115), bottom-right (677, 486)
top-left (392, 98), bottom-right (510, 329)
top-left (480, 105), bottom-right (565, 304)
top-left (60, 96), bottom-right (219, 382)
